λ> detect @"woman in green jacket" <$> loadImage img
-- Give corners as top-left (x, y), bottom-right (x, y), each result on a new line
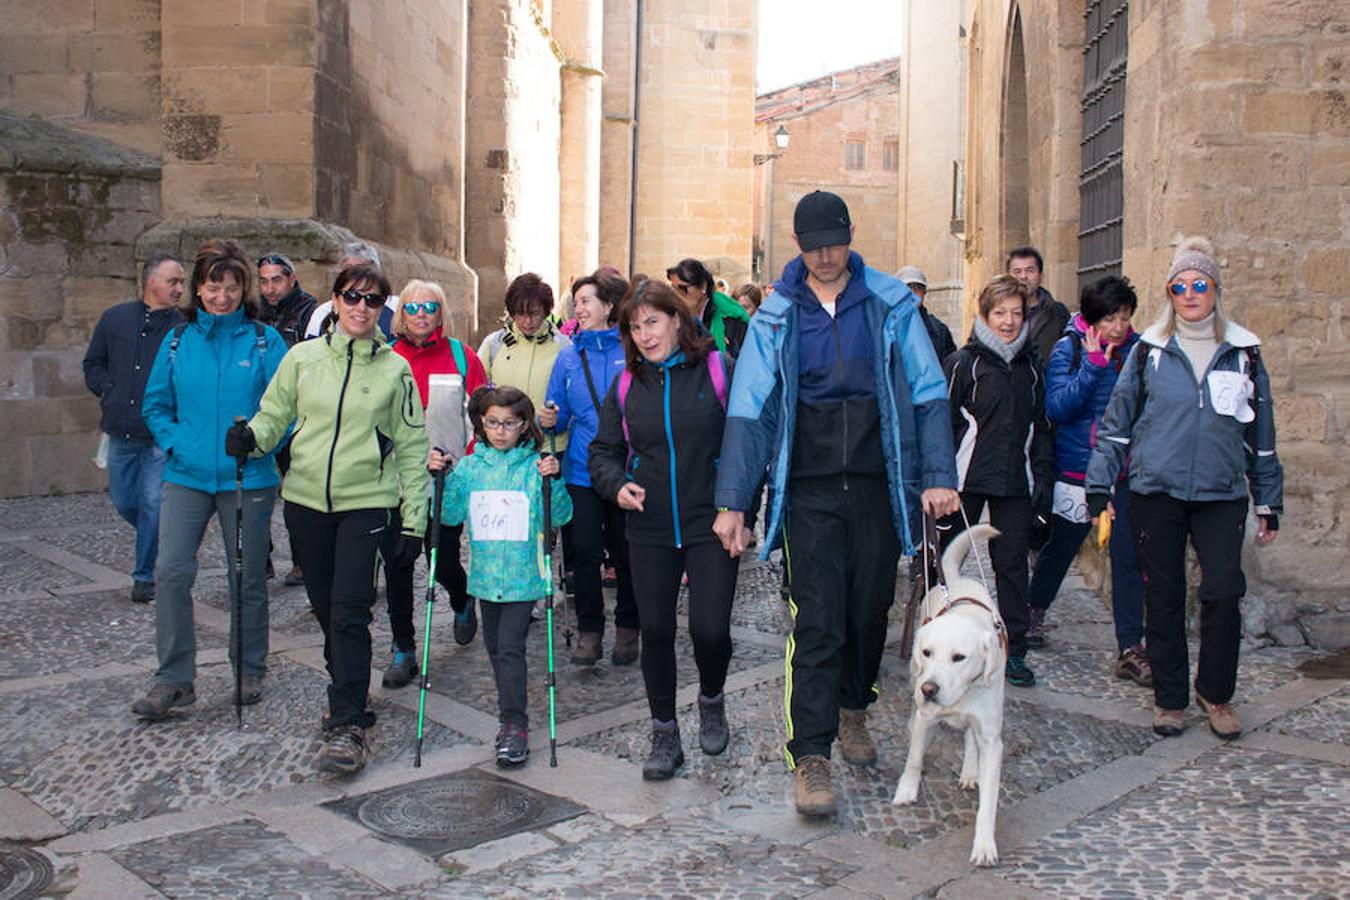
top-left (226, 265), bottom-right (429, 776)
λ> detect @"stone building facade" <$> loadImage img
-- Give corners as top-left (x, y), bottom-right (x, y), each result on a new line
top-left (913, 0), bottom-right (1348, 645)
top-left (753, 59), bottom-right (902, 284)
top-left (0, 0), bottom-right (754, 497)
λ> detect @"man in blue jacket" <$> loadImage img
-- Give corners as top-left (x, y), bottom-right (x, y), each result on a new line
top-left (82, 254), bottom-right (185, 602)
top-left (713, 191), bottom-right (960, 818)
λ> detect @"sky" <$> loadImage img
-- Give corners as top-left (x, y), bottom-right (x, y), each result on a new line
top-left (756, 0), bottom-right (906, 94)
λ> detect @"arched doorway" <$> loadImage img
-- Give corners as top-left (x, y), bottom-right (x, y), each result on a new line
top-left (1000, 6), bottom-right (1030, 255)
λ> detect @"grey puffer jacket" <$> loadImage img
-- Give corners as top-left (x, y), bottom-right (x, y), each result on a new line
top-left (1085, 321), bottom-right (1282, 512)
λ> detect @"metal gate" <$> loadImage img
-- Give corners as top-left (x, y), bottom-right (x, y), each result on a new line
top-left (1078, 0), bottom-right (1128, 291)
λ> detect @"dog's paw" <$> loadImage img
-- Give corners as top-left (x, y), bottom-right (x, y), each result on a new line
top-left (958, 770), bottom-right (979, 790)
top-left (969, 836), bottom-right (999, 867)
top-left (892, 775), bottom-right (920, 805)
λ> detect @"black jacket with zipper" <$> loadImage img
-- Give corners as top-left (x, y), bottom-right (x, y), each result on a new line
top-left (589, 351), bottom-right (732, 548)
top-left (943, 333), bottom-right (1055, 511)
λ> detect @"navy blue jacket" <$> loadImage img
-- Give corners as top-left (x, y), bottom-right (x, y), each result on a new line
top-left (714, 253), bottom-right (957, 556)
top-left (83, 300), bottom-right (184, 442)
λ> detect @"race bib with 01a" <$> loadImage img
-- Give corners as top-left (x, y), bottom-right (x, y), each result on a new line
top-left (469, 490), bottom-right (530, 542)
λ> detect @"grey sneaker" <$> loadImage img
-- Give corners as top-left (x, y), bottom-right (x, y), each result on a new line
top-left (237, 673), bottom-right (263, 706)
top-left (131, 580), bottom-right (154, 603)
top-left (495, 723), bottom-right (530, 768)
top-left (698, 692), bottom-right (729, 756)
top-left (382, 647), bottom-right (418, 689)
top-left (131, 682), bottom-right (195, 720)
top-left (642, 719), bottom-right (685, 781)
top-left (317, 725), bottom-right (368, 775)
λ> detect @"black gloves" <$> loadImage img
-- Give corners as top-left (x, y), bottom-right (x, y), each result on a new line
top-left (1260, 514), bottom-right (1279, 532)
top-left (1086, 492), bottom-right (1110, 518)
top-left (390, 532), bottom-right (424, 569)
top-left (225, 422), bottom-right (257, 459)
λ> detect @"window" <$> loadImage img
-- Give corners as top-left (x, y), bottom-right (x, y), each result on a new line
top-left (845, 140), bottom-right (865, 170)
top-left (882, 140), bottom-right (899, 171)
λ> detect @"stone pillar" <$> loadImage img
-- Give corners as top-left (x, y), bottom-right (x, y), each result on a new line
top-left (598, 0), bottom-right (637, 273)
top-left (554, 0), bottom-right (603, 291)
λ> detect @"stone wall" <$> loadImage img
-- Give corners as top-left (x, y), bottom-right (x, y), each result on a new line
top-left (0, 113), bottom-right (160, 497)
top-left (0, 0), bottom-right (162, 155)
top-left (955, 0), bottom-right (1350, 647)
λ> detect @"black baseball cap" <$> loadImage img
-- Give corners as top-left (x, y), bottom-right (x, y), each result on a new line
top-left (793, 191), bottom-right (853, 252)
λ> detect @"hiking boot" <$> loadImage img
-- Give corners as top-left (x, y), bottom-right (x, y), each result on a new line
top-left (611, 626), bottom-right (640, 666)
top-left (698, 692), bottom-right (729, 755)
top-left (571, 631), bottom-right (602, 666)
top-left (1005, 656), bottom-right (1036, 687)
top-left (530, 600), bottom-right (543, 623)
top-left (131, 682), bottom-right (195, 720)
top-left (317, 725), bottom-right (368, 775)
top-left (794, 755), bottom-right (837, 817)
top-left (1114, 644), bottom-right (1153, 687)
top-left (237, 673), bottom-right (264, 706)
top-left (382, 647), bottom-right (418, 689)
top-left (1196, 694), bottom-right (1241, 740)
top-left (642, 719), bottom-right (684, 781)
top-left (563, 569), bottom-right (575, 597)
top-left (837, 707), bottom-right (878, 767)
top-left (495, 723), bottom-right (530, 768)
top-left (1152, 706), bottom-right (1185, 737)
top-left (284, 565), bottom-right (305, 587)
top-left (1025, 607), bottom-right (1047, 649)
top-left (453, 600), bottom-right (478, 646)
top-left (131, 580), bottom-right (154, 604)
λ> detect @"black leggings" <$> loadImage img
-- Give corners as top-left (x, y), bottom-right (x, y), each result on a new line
top-left (567, 483), bottom-right (638, 634)
top-left (628, 540), bottom-right (738, 721)
top-left (939, 493), bottom-right (1033, 657)
top-left (284, 502), bottom-right (386, 730)
top-left (382, 510), bottom-right (469, 652)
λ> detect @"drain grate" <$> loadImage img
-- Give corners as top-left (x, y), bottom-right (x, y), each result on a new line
top-left (0, 843), bottom-right (54, 900)
top-left (326, 769), bottom-right (586, 855)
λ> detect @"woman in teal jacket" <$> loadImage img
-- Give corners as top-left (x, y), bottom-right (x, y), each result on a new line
top-left (133, 239), bottom-right (288, 721)
top-left (440, 385), bottom-right (572, 767)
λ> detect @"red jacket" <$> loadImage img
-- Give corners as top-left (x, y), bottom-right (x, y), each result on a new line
top-left (392, 330), bottom-right (488, 408)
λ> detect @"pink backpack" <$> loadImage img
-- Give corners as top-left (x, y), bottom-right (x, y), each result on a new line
top-left (617, 351), bottom-right (728, 450)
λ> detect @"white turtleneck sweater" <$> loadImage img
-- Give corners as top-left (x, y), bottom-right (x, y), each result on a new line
top-left (1174, 311), bottom-right (1218, 376)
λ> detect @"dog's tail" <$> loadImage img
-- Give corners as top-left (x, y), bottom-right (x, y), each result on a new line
top-left (941, 523), bottom-right (1001, 586)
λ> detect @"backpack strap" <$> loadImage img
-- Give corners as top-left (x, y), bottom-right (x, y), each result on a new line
top-left (1130, 342), bottom-right (1151, 427)
top-left (253, 321), bottom-right (267, 352)
top-left (1066, 330), bottom-right (1083, 374)
top-left (167, 323), bottom-right (189, 363)
top-left (618, 367), bottom-right (634, 449)
top-left (578, 349), bottom-right (603, 412)
top-left (706, 350), bottom-right (728, 410)
top-left (448, 336), bottom-right (468, 376)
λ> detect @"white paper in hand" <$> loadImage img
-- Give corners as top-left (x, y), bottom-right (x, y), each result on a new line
top-left (469, 490), bottom-right (530, 541)
top-left (427, 374), bottom-right (468, 463)
top-left (1052, 481), bottom-right (1089, 524)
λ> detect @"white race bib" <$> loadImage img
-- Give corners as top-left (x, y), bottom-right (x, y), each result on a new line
top-left (1206, 370), bottom-right (1254, 423)
top-left (1052, 481), bottom-right (1089, 525)
top-left (469, 490), bottom-right (530, 542)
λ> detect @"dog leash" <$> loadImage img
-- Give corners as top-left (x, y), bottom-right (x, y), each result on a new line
top-left (959, 504), bottom-right (995, 598)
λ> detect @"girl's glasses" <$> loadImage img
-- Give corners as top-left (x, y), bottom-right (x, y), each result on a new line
top-left (340, 288), bottom-right (386, 308)
top-left (403, 301), bottom-right (441, 315)
top-left (483, 418), bottom-right (525, 432)
top-left (1168, 279), bottom-right (1209, 296)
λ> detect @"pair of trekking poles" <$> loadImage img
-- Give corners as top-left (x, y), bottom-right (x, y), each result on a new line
top-left (412, 442), bottom-right (564, 769)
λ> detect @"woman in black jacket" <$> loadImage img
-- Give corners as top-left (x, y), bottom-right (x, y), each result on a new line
top-left (941, 274), bottom-right (1055, 687)
top-left (590, 278), bottom-right (742, 781)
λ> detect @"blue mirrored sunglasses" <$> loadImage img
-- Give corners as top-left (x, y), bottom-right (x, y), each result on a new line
top-left (1169, 279), bottom-right (1209, 296)
top-left (403, 301), bottom-right (441, 315)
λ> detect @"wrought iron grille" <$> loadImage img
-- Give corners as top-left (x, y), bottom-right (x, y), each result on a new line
top-left (1078, 0), bottom-right (1128, 291)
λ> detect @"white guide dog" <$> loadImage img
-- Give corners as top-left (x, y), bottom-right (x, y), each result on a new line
top-left (892, 523), bottom-right (1006, 866)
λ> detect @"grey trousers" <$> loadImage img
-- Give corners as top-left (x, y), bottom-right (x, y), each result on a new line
top-left (155, 482), bottom-right (275, 686)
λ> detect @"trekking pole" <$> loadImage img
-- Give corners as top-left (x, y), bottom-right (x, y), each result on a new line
top-left (414, 455), bottom-right (448, 768)
top-left (542, 461), bottom-right (559, 767)
top-left (543, 416), bottom-right (573, 651)
top-left (231, 416), bottom-right (247, 729)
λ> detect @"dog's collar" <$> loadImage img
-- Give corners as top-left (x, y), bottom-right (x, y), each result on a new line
top-left (924, 596), bottom-right (1009, 653)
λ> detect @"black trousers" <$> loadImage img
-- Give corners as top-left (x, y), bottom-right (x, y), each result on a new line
top-left (480, 599), bottom-right (534, 728)
top-left (783, 476), bottom-right (900, 764)
top-left (939, 493), bottom-right (1033, 658)
top-left (567, 483), bottom-right (638, 634)
top-left (1130, 493), bottom-right (1247, 710)
top-left (284, 502), bottom-right (386, 730)
top-left (382, 509), bottom-right (469, 652)
top-left (628, 539), bottom-right (738, 722)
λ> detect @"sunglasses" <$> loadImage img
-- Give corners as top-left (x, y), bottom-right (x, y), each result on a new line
top-left (1168, 279), bottom-right (1210, 296)
top-left (340, 288), bottom-right (386, 309)
top-left (403, 301), bottom-right (441, 316)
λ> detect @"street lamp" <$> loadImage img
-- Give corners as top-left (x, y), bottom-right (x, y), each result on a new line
top-left (754, 126), bottom-right (791, 281)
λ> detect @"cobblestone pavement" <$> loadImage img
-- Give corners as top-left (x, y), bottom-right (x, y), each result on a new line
top-left (0, 492), bottom-right (1345, 899)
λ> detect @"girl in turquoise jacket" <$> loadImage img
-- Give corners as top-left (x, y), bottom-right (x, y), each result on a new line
top-left (440, 385), bottom-right (572, 766)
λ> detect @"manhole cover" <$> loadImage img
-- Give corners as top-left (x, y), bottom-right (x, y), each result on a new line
top-left (0, 843), bottom-right (53, 900)
top-left (326, 770), bottom-right (586, 855)
top-left (1298, 647), bottom-right (1350, 680)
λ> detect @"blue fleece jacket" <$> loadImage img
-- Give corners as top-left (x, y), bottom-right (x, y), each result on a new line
top-left (142, 308), bottom-right (288, 493)
top-left (1045, 314), bottom-right (1139, 481)
top-left (543, 326), bottom-right (626, 487)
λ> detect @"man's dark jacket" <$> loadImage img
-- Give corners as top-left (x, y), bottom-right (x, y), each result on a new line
top-left (256, 284), bottom-right (318, 348)
top-left (1027, 286), bottom-right (1070, 364)
top-left (83, 300), bottom-right (183, 442)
